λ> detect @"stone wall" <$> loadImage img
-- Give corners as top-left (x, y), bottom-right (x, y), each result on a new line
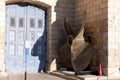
top-left (0, 0), bottom-right (5, 75)
top-left (75, 0), bottom-right (108, 75)
top-left (45, 0), bottom-right (75, 71)
top-left (108, 0), bottom-right (120, 78)
top-left (0, 0), bottom-right (109, 76)
top-left (2, 0), bottom-right (120, 79)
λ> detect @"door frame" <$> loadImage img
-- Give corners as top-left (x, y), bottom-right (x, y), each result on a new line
top-left (5, 2), bottom-right (47, 73)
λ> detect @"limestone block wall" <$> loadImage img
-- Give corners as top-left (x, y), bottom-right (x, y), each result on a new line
top-left (0, 0), bottom-right (5, 75)
top-left (75, 0), bottom-right (108, 75)
top-left (3, 1), bottom-right (120, 79)
top-left (44, 0), bottom-right (75, 71)
top-left (108, 0), bottom-right (120, 78)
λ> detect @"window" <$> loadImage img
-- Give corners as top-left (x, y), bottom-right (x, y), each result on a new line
top-left (30, 19), bottom-right (35, 28)
top-left (38, 20), bottom-right (42, 28)
top-left (10, 18), bottom-right (15, 27)
top-left (19, 18), bottom-right (24, 28)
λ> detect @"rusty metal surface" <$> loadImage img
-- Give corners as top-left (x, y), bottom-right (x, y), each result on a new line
top-left (59, 43), bottom-right (72, 68)
top-left (72, 45), bottom-right (93, 71)
top-left (59, 11), bottom-right (93, 71)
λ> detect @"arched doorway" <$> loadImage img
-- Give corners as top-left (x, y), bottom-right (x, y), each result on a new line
top-left (5, 3), bottom-right (46, 73)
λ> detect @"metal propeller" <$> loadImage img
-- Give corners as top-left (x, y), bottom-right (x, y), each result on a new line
top-left (59, 11), bottom-right (93, 73)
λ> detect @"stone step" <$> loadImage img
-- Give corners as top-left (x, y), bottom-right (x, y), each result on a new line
top-left (50, 70), bottom-right (107, 80)
top-left (50, 71), bottom-right (82, 80)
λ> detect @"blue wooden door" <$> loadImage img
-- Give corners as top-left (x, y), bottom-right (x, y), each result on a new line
top-left (5, 3), bottom-right (46, 73)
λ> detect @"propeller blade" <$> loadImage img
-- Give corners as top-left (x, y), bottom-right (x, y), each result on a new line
top-left (64, 16), bottom-right (73, 36)
top-left (75, 11), bottom-right (87, 38)
top-left (79, 11), bottom-right (87, 33)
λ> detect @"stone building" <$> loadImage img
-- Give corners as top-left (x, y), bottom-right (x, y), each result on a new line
top-left (0, 0), bottom-right (120, 79)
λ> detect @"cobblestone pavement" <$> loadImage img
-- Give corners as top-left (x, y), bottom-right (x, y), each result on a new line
top-left (0, 73), bottom-right (66, 80)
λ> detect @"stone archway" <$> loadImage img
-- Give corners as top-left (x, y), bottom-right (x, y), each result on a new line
top-left (4, 0), bottom-right (52, 74)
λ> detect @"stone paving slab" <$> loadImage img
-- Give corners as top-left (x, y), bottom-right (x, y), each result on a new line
top-left (0, 76), bottom-right (8, 80)
top-left (50, 71), bottom-right (107, 80)
top-left (27, 73), bottom-right (66, 80)
top-left (1, 72), bottom-right (120, 80)
top-left (0, 73), bottom-right (66, 80)
top-left (50, 71), bottom-right (120, 80)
